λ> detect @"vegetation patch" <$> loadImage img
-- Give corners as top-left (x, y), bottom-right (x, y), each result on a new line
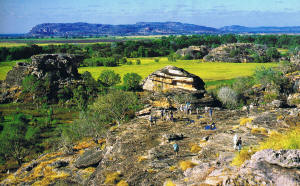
top-left (239, 117), bottom-right (253, 126)
top-left (179, 160), bottom-right (198, 171)
top-left (104, 171), bottom-right (122, 184)
top-left (232, 128), bottom-right (300, 166)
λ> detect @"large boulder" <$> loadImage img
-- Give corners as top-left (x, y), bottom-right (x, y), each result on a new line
top-left (141, 65), bottom-right (205, 93)
top-left (176, 45), bottom-right (210, 59)
top-left (203, 43), bottom-right (268, 63)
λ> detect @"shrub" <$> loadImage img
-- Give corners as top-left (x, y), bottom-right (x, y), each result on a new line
top-left (136, 59), bottom-right (141, 65)
top-left (98, 70), bottom-right (121, 87)
top-left (123, 73), bottom-right (142, 91)
top-left (232, 77), bottom-right (254, 94)
top-left (217, 87), bottom-right (238, 108)
top-left (263, 91), bottom-right (278, 103)
top-left (120, 57), bottom-right (127, 64)
top-left (266, 47), bottom-right (281, 60)
top-left (154, 58), bottom-right (159, 62)
top-left (91, 89), bottom-right (140, 126)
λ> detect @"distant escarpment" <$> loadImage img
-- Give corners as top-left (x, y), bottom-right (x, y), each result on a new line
top-left (27, 22), bottom-right (300, 36)
top-left (0, 54), bottom-right (84, 103)
top-left (204, 43), bottom-right (279, 63)
top-left (28, 22), bottom-right (218, 36)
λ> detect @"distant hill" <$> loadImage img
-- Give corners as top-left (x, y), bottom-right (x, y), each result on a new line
top-left (27, 22), bottom-right (300, 36)
top-left (220, 25), bottom-right (300, 33)
top-left (28, 22), bottom-right (218, 36)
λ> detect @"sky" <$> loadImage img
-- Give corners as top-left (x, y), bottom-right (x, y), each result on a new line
top-left (1, 0), bottom-right (300, 33)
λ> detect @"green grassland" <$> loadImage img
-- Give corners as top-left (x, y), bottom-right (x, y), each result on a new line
top-left (79, 57), bottom-right (278, 88)
top-left (0, 60), bottom-right (21, 80)
top-left (0, 57), bottom-right (278, 89)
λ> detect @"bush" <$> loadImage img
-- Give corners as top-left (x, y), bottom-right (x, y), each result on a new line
top-left (232, 77), bottom-right (254, 94)
top-left (98, 70), bottom-right (121, 87)
top-left (91, 89), bottom-right (140, 126)
top-left (154, 58), bottom-right (159, 62)
top-left (253, 67), bottom-right (290, 92)
top-left (217, 87), bottom-right (238, 108)
top-left (123, 73), bottom-right (142, 91)
top-left (136, 59), bottom-right (141, 65)
top-left (266, 47), bottom-right (281, 60)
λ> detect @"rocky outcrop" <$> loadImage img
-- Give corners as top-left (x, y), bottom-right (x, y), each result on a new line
top-left (290, 51), bottom-right (300, 70)
top-left (204, 43), bottom-right (268, 63)
top-left (228, 149), bottom-right (300, 185)
top-left (0, 54), bottom-right (84, 103)
top-left (142, 65), bottom-right (205, 93)
top-left (176, 45), bottom-right (210, 59)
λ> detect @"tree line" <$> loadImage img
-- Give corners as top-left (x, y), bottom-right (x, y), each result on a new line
top-left (1, 34), bottom-right (300, 62)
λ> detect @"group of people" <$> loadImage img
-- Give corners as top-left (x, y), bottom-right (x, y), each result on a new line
top-left (160, 109), bottom-right (174, 122)
top-left (149, 104), bottom-right (243, 156)
top-left (179, 102), bottom-right (193, 115)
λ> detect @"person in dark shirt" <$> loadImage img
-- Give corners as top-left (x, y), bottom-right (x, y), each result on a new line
top-left (236, 137), bottom-right (242, 151)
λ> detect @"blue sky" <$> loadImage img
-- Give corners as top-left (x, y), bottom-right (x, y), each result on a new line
top-left (1, 0), bottom-right (300, 33)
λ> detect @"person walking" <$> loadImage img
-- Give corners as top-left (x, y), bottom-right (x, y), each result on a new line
top-left (209, 107), bottom-right (213, 121)
top-left (173, 143), bottom-right (179, 156)
top-left (236, 137), bottom-right (242, 152)
top-left (149, 115), bottom-right (153, 127)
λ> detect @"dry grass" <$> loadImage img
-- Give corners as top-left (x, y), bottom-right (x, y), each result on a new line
top-left (104, 171), bottom-right (122, 184)
top-left (117, 180), bottom-right (129, 186)
top-left (251, 127), bottom-right (268, 135)
top-left (239, 117), bottom-right (253, 126)
top-left (169, 166), bottom-right (177, 171)
top-left (137, 156), bottom-right (148, 162)
top-left (73, 139), bottom-right (97, 150)
top-left (165, 179), bottom-right (176, 186)
top-left (190, 144), bottom-right (202, 153)
top-left (179, 160), bottom-right (198, 171)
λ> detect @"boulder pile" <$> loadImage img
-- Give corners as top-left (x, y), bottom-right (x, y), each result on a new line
top-left (203, 43), bottom-right (268, 63)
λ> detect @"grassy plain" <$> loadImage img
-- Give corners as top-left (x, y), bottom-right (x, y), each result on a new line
top-left (0, 57), bottom-right (278, 89)
top-left (78, 57), bottom-right (278, 89)
top-left (0, 60), bottom-right (21, 80)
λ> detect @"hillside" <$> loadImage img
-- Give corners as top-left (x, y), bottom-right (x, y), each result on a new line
top-left (28, 22), bottom-right (300, 37)
top-left (28, 22), bottom-right (218, 36)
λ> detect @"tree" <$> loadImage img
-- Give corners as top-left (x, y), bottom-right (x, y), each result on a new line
top-left (123, 73), bottom-right (142, 91)
top-left (0, 113), bottom-right (39, 166)
top-left (98, 70), bottom-right (121, 87)
top-left (91, 90), bottom-right (140, 126)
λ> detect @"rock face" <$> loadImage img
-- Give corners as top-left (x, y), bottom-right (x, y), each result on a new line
top-left (290, 51), bottom-right (300, 70)
top-left (204, 43), bottom-right (268, 63)
top-left (176, 45), bottom-right (210, 59)
top-left (142, 65), bottom-right (205, 93)
top-left (229, 149), bottom-right (300, 185)
top-left (0, 54), bottom-right (84, 103)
